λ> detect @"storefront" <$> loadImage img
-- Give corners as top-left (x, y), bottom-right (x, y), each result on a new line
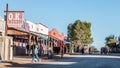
top-left (37, 33), bottom-right (48, 56)
top-left (35, 23), bottom-right (49, 55)
top-left (64, 37), bottom-right (71, 53)
top-left (27, 21), bottom-right (49, 55)
top-left (48, 36), bottom-right (59, 54)
top-left (0, 16), bottom-right (13, 61)
top-left (49, 28), bottom-right (64, 55)
top-left (5, 10), bottom-right (30, 56)
top-left (7, 28), bottom-right (29, 56)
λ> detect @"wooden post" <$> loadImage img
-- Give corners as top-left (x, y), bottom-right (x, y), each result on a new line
top-left (5, 3), bottom-right (8, 36)
top-left (28, 34), bottom-right (32, 56)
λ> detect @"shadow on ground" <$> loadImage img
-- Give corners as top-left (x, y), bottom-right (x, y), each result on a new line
top-left (1, 55), bottom-right (74, 68)
top-left (1, 53), bottom-right (120, 68)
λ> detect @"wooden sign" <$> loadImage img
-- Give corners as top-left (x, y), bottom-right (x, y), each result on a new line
top-left (6, 11), bottom-right (29, 32)
top-left (7, 11), bottom-right (24, 28)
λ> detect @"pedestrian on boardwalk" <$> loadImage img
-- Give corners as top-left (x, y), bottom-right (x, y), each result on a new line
top-left (60, 46), bottom-right (64, 58)
top-left (32, 45), bottom-right (39, 62)
top-left (39, 45), bottom-right (43, 56)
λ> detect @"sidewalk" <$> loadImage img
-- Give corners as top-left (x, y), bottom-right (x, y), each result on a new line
top-left (0, 56), bottom-right (32, 68)
top-left (0, 54), bottom-right (70, 68)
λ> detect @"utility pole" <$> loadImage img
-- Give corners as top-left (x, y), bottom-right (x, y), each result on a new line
top-left (5, 3), bottom-right (8, 36)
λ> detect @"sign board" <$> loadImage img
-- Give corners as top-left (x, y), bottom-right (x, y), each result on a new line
top-left (7, 11), bottom-right (24, 28)
top-left (7, 11), bottom-right (29, 32)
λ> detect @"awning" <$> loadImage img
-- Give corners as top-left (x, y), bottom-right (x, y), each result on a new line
top-left (39, 33), bottom-right (48, 39)
top-left (30, 31), bottom-right (48, 39)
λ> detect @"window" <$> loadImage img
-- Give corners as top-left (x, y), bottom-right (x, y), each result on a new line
top-left (41, 29), bottom-right (43, 31)
top-left (31, 25), bottom-right (33, 29)
top-left (37, 28), bottom-right (39, 31)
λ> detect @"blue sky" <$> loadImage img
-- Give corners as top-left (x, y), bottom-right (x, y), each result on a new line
top-left (0, 0), bottom-right (120, 50)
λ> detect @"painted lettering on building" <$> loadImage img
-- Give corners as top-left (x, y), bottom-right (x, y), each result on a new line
top-left (7, 11), bottom-right (24, 28)
top-left (7, 11), bottom-right (29, 32)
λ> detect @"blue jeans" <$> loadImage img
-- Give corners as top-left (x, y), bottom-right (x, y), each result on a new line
top-left (32, 53), bottom-right (39, 62)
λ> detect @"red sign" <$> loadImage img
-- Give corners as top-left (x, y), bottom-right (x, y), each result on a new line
top-left (7, 11), bottom-right (24, 28)
top-left (7, 11), bottom-right (29, 32)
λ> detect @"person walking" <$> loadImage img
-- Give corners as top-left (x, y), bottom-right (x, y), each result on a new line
top-left (32, 45), bottom-right (39, 62)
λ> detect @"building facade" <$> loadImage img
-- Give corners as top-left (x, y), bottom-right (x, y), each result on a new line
top-left (27, 21), bottom-right (49, 55)
top-left (0, 16), bottom-right (13, 61)
top-left (35, 23), bottom-right (48, 35)
top-left (0, 16), bottom-right (5, 36)
top-left (35, 23), bottom-right (48, 54)
top-left (49, 28), bottom-right (64, 54)
top-left (6, 11), bottom-right (30, 56)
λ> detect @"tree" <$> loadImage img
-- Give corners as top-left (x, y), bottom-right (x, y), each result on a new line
top-left (67, 20), bottom-right (93, 48)
top-left (105, 35), bottom-right (116, 48)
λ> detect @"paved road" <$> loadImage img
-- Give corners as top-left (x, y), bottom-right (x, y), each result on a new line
top-left (1, 54), bottom-right (120, 68)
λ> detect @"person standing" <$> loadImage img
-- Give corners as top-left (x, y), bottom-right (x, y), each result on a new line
top-left (40, 45), bottom-right (43, 56)
top-left (32, 45), bottom-right (39, 62)
top-left (60, 46), bottom-right (64, 58)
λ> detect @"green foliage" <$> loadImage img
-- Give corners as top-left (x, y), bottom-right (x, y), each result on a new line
top-left (105, 35), bottom-right (116, 48)
top-left (67, 20), bottom-right (93, 46)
